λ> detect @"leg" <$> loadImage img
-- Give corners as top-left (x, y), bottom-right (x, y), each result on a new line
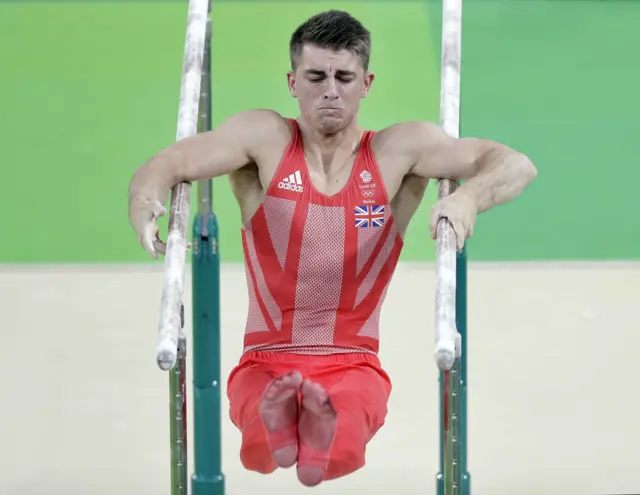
top-left (296, 359), bottom-right (392, 486)
top-left (227, 356), bottom-right (303, 473)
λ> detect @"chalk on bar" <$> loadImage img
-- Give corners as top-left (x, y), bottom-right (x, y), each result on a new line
top-left (435, 334), bottom-right (456, 371)
top-left (157, 339), bottom-right (178, 371)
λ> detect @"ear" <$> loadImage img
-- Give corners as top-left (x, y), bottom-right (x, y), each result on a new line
top-left (287, 71), bottom-right (297, 98)
top-left (362, 72), bottom-right (375, 98)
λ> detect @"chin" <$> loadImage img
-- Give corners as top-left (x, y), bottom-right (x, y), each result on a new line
top-left (316, 116), bottom-right (348, 135)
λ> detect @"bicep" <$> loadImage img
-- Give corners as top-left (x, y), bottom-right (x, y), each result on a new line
top-left (166, 109), bottom-right (284, 183)
top-left (408, 123), bottom-right (501, 180)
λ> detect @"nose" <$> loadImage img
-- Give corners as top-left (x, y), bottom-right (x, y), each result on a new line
top-left (323, 78), bottom-right (339, 100)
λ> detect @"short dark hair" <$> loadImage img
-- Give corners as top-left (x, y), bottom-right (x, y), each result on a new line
top-left (289, 10), bottom-right (371, 71)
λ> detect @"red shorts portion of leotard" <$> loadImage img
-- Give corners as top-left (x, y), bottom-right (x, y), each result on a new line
top-left (227, 351), bottom-right (392, 480)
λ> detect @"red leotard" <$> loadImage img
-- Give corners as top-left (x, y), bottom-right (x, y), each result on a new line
top-left (240, 118), bottom-right (404, 355)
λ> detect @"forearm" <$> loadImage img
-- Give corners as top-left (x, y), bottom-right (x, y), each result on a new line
top-left (129, 149), bottom-right (186, 205)
top-left (455, 147), bottom-right (537, 213)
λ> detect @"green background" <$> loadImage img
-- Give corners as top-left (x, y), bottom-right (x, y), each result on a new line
top-left (1, 0), bottom-right (638, 263)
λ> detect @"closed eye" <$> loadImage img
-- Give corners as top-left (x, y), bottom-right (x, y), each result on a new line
top-left (304, 69), bottom-right (357, 84)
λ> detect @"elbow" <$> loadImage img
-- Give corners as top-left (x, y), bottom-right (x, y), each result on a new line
top-left (519, 153), bottom-right (538, 185)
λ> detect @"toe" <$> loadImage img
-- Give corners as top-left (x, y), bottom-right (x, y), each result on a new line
top-left (287, 370), bottom-right (303, 386)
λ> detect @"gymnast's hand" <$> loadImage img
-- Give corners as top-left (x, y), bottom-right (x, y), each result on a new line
top-left (429, 191), bottom-right (478, 252)
top-left (129, 195), bottom-right (167, 259)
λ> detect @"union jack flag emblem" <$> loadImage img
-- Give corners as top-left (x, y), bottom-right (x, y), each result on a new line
top-left (354, 205), bottom-right (385, 228)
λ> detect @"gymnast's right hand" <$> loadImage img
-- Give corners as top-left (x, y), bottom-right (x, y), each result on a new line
top-left (129, 195), bottom-right (167, 259)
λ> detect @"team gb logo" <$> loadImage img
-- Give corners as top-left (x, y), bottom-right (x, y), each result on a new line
top-left (360, 170), bottom-right (372, 183)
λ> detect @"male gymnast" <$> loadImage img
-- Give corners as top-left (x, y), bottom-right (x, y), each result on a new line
top-left (128, 10), bottom-right (537, 487)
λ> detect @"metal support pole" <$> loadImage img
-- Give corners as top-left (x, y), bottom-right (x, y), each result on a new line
top-left (170, 309), bottom-right (188, 495)
top-left (191, 4), bottom-right (225, 494)
top-left (456, 247), bottom-right (470, 495)
top-left (436, 246), bottom-right (469, 495)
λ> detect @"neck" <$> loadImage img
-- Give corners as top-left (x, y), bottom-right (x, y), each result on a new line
top-left (297, 116), bottom-right (363, 173)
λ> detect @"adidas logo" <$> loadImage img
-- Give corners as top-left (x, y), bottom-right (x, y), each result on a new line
top-left (278, 170), bottom-right (304, 193)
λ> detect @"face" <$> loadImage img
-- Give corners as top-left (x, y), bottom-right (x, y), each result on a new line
top-left (287, 44), bottom-right (374, 135)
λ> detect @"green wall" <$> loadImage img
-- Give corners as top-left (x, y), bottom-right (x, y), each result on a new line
top-left (2, 0), bottom-right (638, 263)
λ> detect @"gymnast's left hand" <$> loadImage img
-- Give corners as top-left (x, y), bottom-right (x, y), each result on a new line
top-left (429, 191), bottom-right (478, 251)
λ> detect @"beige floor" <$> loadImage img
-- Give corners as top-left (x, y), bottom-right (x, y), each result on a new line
top-left (1, 262), bottom-right (639, 495)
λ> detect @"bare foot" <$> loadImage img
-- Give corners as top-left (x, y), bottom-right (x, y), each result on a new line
top-left (259, 371), bottom-right (303, 468)
top-left (297, 379), bottom-right (337, 486)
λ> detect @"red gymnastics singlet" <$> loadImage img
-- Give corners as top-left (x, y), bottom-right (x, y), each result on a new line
top-left (240, 119), bottom-right (404, 355)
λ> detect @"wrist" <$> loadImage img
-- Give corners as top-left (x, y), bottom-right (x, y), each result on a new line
top-left (451, 188), bottom-right (479, 211)
top-left (129, 191), bottom-right (150, 208)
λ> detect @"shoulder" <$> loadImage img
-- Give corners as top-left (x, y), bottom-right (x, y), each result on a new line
top-left (225, 109), bottom-right (293, 143)
top-left (368, 121), bottom-right (453, 177)
top-left (371, 121), bottom-right (453, 151)
top-left (371, 121), bottom-right (452, 155)
top-left (216, 109), bottom-right (294, 162)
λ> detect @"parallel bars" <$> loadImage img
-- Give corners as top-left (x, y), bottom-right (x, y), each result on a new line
top-left (435, 0), bottom-right (470, 493)
top-left (156, 0), bottom-right (225, 494)
top-left (156, 0), bottom-right (469, 494)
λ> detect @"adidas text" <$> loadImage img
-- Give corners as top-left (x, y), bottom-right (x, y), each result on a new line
top-left (278, 181), bottom-right (303, 193)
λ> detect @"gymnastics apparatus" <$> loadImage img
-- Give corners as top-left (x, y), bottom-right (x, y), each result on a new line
top-left (154, 0), bottom-right (469, 493)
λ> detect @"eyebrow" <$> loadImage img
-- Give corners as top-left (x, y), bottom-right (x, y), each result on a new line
top-left (304, 69), bottom-right (357, 77)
